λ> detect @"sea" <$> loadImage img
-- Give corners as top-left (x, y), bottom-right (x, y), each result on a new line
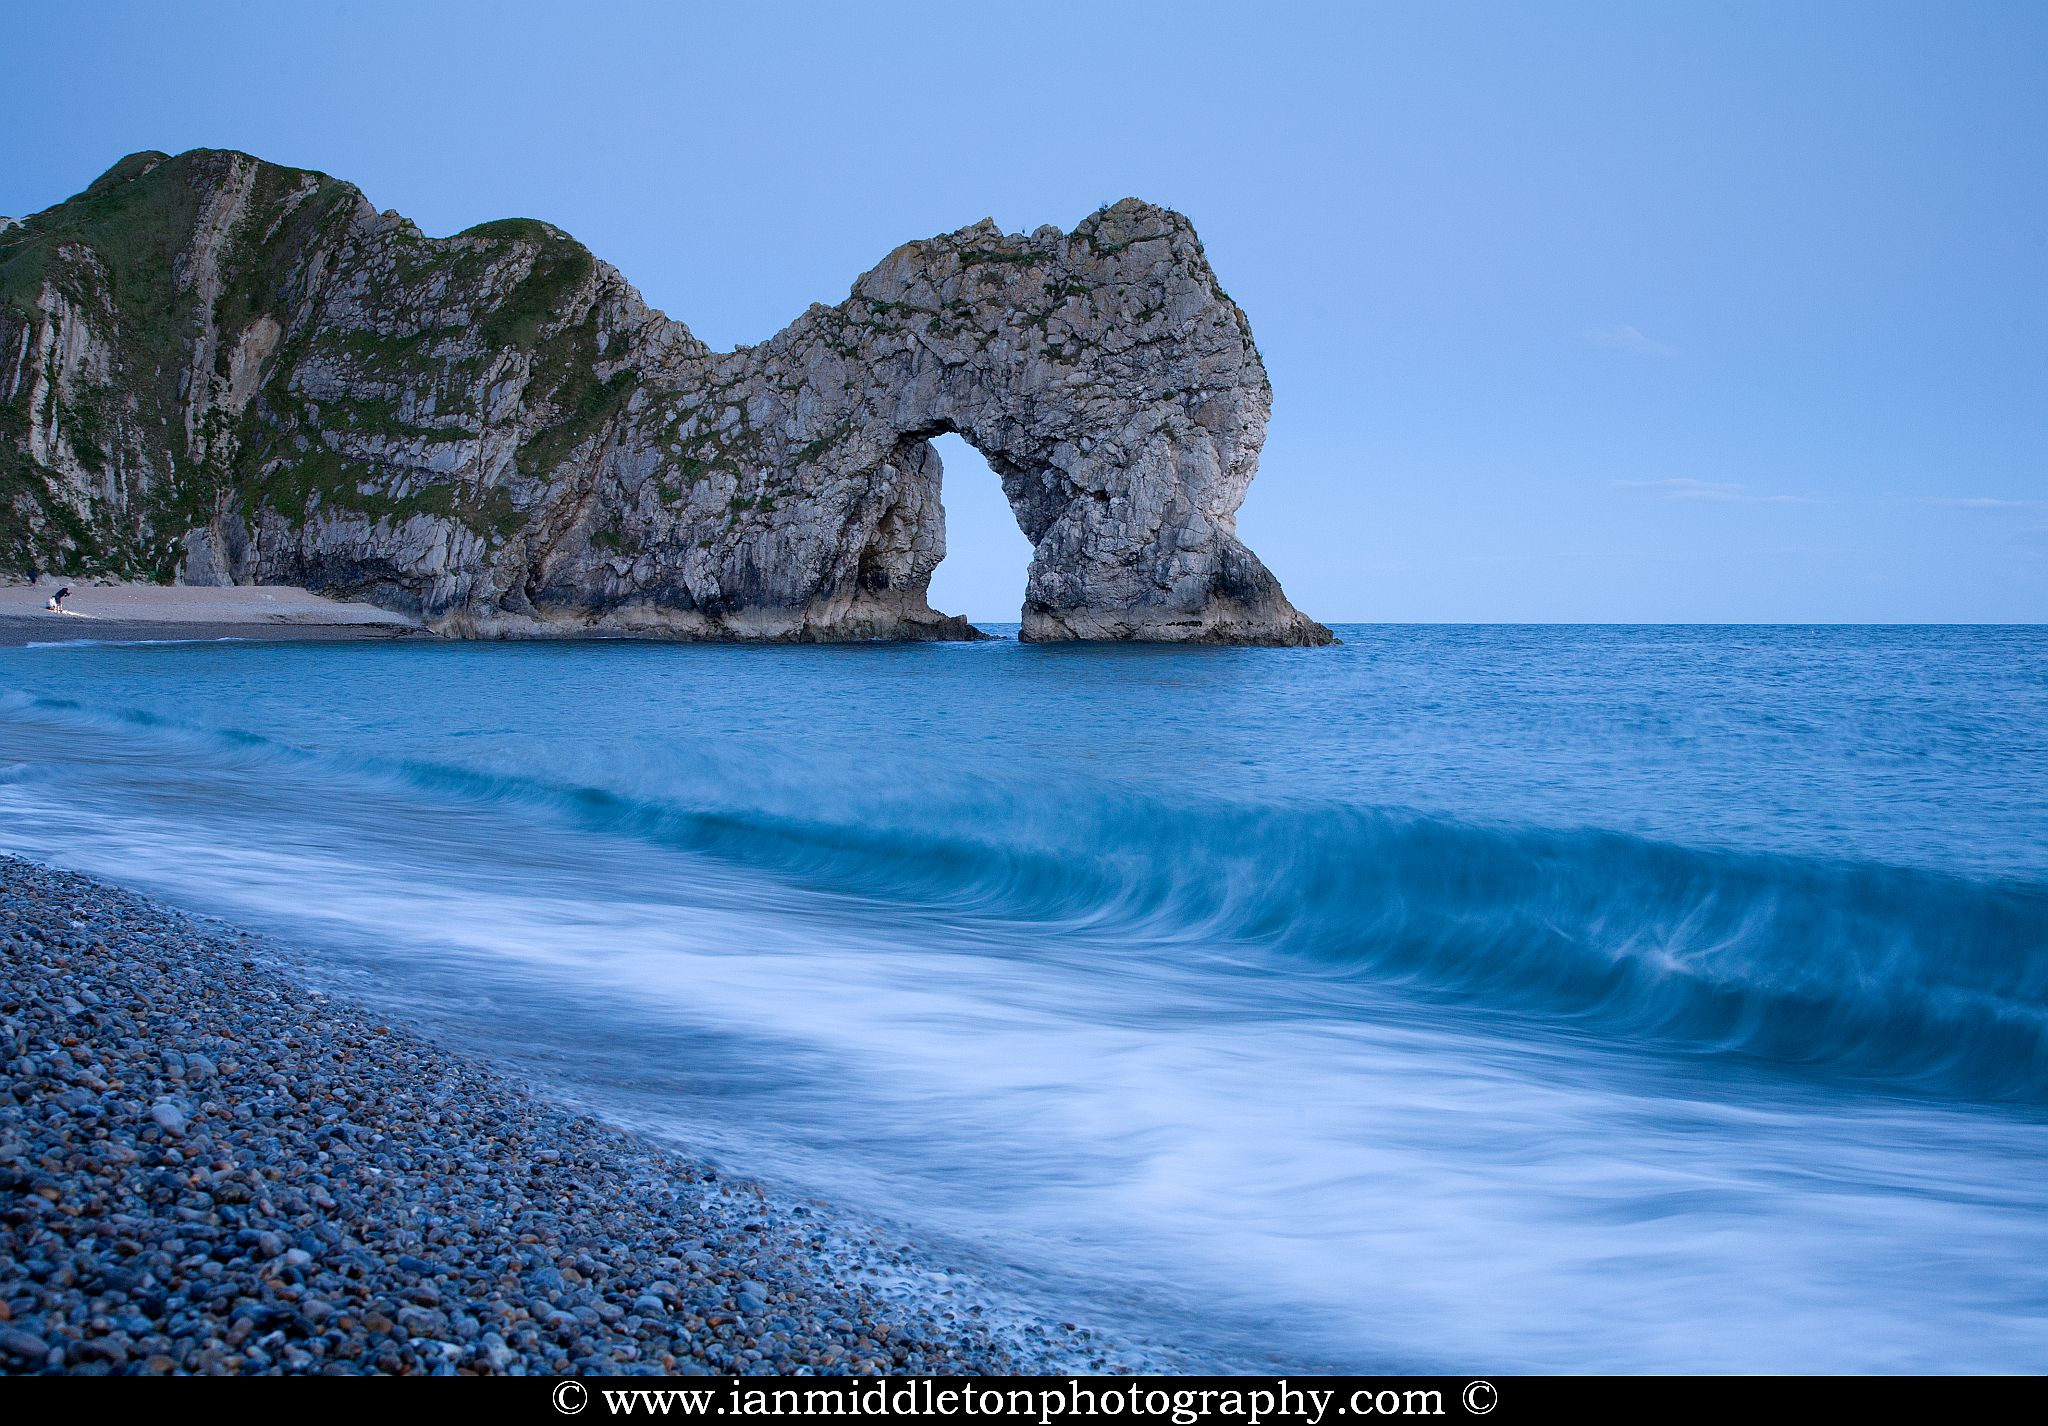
top-left (2, 624), bottom-right (2043, 1372)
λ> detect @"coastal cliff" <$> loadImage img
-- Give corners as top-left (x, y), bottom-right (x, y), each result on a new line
top-left (0, 150), bottom-right (1330, 644)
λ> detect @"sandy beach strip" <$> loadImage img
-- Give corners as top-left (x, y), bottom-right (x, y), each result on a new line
top-left (0, 582), bottom-right (427, 648)
top-left (0, 855), bottom-right (1123, 1376)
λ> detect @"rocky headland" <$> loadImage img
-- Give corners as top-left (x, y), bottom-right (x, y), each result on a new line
top-left (1, 150), bottom-right (1330, 644)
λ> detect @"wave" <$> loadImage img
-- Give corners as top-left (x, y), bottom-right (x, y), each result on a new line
top-left (23, 636), bottom-right (252, 648)
top-left (5, 685), bottom-right (2045, 1102)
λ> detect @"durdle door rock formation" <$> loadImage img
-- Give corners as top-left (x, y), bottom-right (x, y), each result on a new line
top-left (0, 149), bottom-right (1332, 644)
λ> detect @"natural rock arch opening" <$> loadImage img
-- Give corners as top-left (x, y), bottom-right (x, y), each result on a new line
top-left (923, 432), bottom-right (1035, 629)
top-left (819, 205), bottom-right (1332, 645)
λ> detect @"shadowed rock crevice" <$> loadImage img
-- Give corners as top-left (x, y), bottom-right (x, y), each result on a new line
top-left (0, 149), bottom-right (1332, 645)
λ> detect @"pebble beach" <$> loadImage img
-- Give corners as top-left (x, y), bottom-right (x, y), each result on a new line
top-left (0, 855), bottom-right (1118, 1376)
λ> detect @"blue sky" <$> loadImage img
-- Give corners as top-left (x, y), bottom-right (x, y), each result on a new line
top-left (5, 1), bottom-right (2042, 620)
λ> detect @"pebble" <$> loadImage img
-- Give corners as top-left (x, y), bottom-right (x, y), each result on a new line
top-left (0, 1327), bottom-right (49, 1362)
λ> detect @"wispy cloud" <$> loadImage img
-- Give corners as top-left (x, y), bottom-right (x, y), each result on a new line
top-left (1585, 324), bottom-right (1680, 359)
top-left (1901, 496), bottom-right (2046, 511)
top-left (1613, 478), bottom-right (1819, 506)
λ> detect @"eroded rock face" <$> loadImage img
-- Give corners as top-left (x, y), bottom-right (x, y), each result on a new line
top-left (0, 150), bottom-right (1330, 644)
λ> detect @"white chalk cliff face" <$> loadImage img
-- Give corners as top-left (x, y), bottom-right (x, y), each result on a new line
top-left (0, 150), bottom-right (1331, 644)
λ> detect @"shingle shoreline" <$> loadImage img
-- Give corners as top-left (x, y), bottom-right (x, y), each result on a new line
top-left (0, 855), bottom-right (1119, 1376)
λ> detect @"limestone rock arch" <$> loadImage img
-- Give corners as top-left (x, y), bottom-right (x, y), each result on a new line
top-left (1, 151), bottom-right (1332, 644)
top-left (546, 199), bottom-right (1331, 644)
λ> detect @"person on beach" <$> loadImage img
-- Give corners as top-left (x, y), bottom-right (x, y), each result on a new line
top-left (45, 585), bottom-right (69, 613)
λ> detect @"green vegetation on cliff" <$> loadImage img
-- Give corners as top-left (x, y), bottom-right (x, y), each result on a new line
top-left (0, 150), bottom-right (626, 577)
top-left (0, 151), bottom-right (362, 575)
